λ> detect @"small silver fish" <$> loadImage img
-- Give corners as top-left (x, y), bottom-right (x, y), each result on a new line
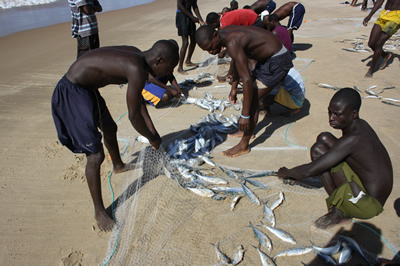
top-left (211, 186), bottom-right (244, 195)
top-left (338, 235), bottom-right (372, 264)
top-left (249, 222), bottom-right (272, 252)
top-left (382, 97), bottom-right (400, 102)
top-left (315, 250), bottom-right (338, 266)
top-left (353, 86), bottom-right (362, 93)
top-left (219, 165), bottom-right (239, 179)
top-left (270, 191), bottom-right (284, 211)
top-left (382, 100), bottom-right (400, 107)
top-left (245, 178), bottom-right (270, 190)
top-left (187, 187), bottom-right (215, 198)
top-left (200, 155), bottom-right (216, 166)
top-left (311, 241), bottom-right (341, 256)
top-left (194, 171), bottom-right (228, 185)
top-left (342, 48), bottom-right (358, 52)
top-left (136, 135), bottom-right (150, 144)
top-left (260, 222), bottom-right (296, 245)
top-left (273, 247), bottom-right (313, 260)
top-left (339, 242), bottom-right (352, 264)
top-left (241, 182), bottom-right (261, 206)
top-left (318, 83), bottom-right (340, 90)
top-left (263, 203), bottom-right (276, 227)
top-left (253, 245), bottom-right (276, 266)
top-left (230, 195), bottom-right (244, 211)
top-left (231, 245), bottom-right (245, 265)
top-left (245, 170), bottom-right (278, 178)
top-left (211, 242), bottom-right (231, 265)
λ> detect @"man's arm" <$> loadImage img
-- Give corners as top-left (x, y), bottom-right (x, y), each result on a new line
top-left (147, 73), bottom-right (181, 98)
top-left (278, 136), bottom-right (356, 181)
top-left (363, 0), bottom-right (385, 26)
top-left (126, 70), bottom-right (161, 149)
top-left (192, 0), bottom-right (205, 25)
top-left (177, 0), bottom-right (199, 23)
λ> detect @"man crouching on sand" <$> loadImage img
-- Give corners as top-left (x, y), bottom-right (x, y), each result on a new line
top-left (278, 88), bottom-right (393, 229)
top-left (51, 40), bottom-right (179, 231)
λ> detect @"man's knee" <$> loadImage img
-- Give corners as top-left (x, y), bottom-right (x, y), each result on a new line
top-left (86, 151), bottom-right (105, 167)
top-left (316, 132), bottom-right (336, 144)
top-left (310, 132), bottom-right (336, 160)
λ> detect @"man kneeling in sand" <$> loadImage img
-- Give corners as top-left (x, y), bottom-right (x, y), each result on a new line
top-left (196, 25), bottom-right (293, 157)
top-left (51, 40), bottom-right (179, 231)
top-left (278, 88), bottom-right (393, 229)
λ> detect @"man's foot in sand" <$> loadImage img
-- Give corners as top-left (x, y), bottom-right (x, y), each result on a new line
top-left (217, 75), bottom-right (227, 83)
top-left (222, 145), bottom-right (250, 157)
top-left (185, 61), bottom-right (199, 67)
top-left (113, 163), bottom-right (135, 174)
top-left (95, 211), bottom-right (116, 232)
top-left (228, 131), bottom-right (255, 139)
top-left (177, 68), bottom-right (189, 75)
top-left (314, 207), bottom-right (351, 229)
top-left (365, 69), bottom-right (373, 78)
top-left (380, 53), bottom-right (392, 70)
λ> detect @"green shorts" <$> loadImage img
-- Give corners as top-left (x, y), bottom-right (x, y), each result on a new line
top-left (326, 162), bottom-right (383, 219)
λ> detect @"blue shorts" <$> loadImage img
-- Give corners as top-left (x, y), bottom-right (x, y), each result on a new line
top-left (142, 82), bottom-right (167, 107)
top-left (51, 75), bottom-right (113, 154)
top-left (253, 48), bottom-right (293, 88)
top-left (287, 3), bottom-right (305, 30)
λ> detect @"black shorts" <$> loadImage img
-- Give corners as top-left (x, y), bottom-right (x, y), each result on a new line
top-left (51, 75), bottom-right (114, 154)
top-left (176, 11), bottom-right (196, 36)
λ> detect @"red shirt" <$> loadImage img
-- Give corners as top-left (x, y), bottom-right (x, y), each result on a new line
top-left (220, 9), bottom-right (258, 28)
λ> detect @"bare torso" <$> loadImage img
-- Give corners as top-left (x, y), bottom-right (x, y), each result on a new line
top-left (342, 119), bottom-right (393, 205)
top-left (220, 25), bottom-right (283, 62)
top-left (385, 0), bottom-right (400, 10)
top-left (273, 1), bottom-right (298, 20)
top-left (66, 47), bottom-right (147, 91)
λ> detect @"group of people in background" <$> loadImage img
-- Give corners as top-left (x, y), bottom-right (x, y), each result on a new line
top-left (56, 0), bottom-right (393, 249)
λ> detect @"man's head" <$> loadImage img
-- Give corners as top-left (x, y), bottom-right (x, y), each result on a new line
top-left (230, 0), bottom-right (238, 10)
top-left (328, 88), bottom-right (361, 129)
top-left (206, 12), bottom-right (220, 29)
top-left (195, 25), bottom-right (223, 55)
top-left (148, 40), bottom-right (179, 77)
top-left (221, 7), bottom-right (230, 15)
top-left (265, 13), bottom-right (279, 30)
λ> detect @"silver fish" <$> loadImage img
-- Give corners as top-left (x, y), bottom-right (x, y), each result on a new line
top-left (194, 171), bottom-right (228, 185)
top-left (187, 187), bottom-right (215, 198)
top-left (263, 203), bottom-right (276, 227)
top-left (253, 245), bottom-right (276, 266)
top-left (219, 165), bottom-right (239, 179)
top-left (211, 242), bottom-right (231, 265)
top-left (311, 241), bottom-right (341, 255)
top-left (211, 186), bottom-right (244, 195)
top-left (382, 100), bottom-right (400, 107)
top-left (241, 182), bottom-right (261, 206)
top-left (231, 245), bottom-right (245, 265)
top-left (353, 86), bottom-right (362, 93)
top-left (136, 135), bottom-right (150, 144)
top-left (318, 83), bottom-right (340, 90)
top-left (230, 195), bottom-right (244, 211)
top-left (249, 222), bottom-right (272, 252)
top-left (368, 85), bottom-right (378, 90)
top-left (315, 250), bottom-right (338, 266)
top-left (200, 155), bottom-right (216, 166)
top-left (342, 48), bottom-right (358, 52)
top-left (245, 178), bottom-right (270, 190)
top-left (260, 222), bottom-right (296, 245)
top-left (270, 191), bottom-right (284, 211)
top-left (382, 97), bottom-right (400, 102)
top-left (338, 242), bottom-right (352, 264)
top-left (273, 247), bottom-right (313, 260)
top-left (365, 89), bottom-right (378, 96)
top-left (245, 170), bottom-right (278, 178)
top-left (338, 235), bottom-right (372, 264)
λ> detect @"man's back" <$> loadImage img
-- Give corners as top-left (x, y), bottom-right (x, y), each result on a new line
top-left (343, 119), bottom-right (393, 205)
top-left (221, 25), bottom-right (283, 61)
top-left (385, 0), bottom-right (400, 10)
top-left (220, 9), bottom-right (259, 28)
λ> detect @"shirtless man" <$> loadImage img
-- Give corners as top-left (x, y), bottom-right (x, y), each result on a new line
top-left (51, 40), bottom-right (179, 231)
top-left (263, 1), bottom-right (306, 42)
top-left (176, 0), bottom-right (204, 74)
top-left (363, 0), bottom-right (400, 77)
top-left (196, 25), bottom-right (293, 157)
top-left (278, 88), bottom-right (393, 229)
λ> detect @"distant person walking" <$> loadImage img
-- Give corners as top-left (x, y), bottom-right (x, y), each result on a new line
top-left (68, 0), bottom-right (103, 58)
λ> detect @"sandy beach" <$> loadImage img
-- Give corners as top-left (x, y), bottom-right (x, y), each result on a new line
top-left (0, 0), bottom-right (399, 265)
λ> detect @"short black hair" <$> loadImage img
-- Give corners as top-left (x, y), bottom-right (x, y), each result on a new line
top-left (206, 12), bottom-right (220, 26)
top-left (268, 14), bottom-right (279, 22)
top-left (195, 25), bottom-right (216, 46)
top-left (331, 88), bottom-right (362, 112)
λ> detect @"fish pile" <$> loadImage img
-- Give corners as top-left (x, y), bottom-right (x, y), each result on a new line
top-left (337, 37), bottom-right (372, 53)
top-left (182, 92), bottom-right (241, 113)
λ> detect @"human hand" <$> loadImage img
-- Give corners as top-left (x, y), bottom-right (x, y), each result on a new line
top-left (363, 16), bottom-right (370, 26)
top-left (192, 17), bottom-right (200, 23)
top-left (229, 86), bottom-right (238, 104)
top-left (278, 167), bottom-right (297, 185)
top-left (150, 135), bottom-right (161, 150)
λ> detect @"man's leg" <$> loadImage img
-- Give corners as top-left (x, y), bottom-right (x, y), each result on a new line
top-left (185, 34), bottom-right (198, 67)
top-left (85, 151), bottom-right (115, 231)
top-left (310, 132), bottom-right (352, 229)
top-left (178, 36), bottom-right (189, 74)
top-left (366, 24), bottom-right (391, 77)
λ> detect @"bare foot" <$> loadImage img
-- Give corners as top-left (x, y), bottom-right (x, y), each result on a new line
top-left (222, 145), bottom-right (250, 157)
top-left (185, 62), bottom-right (199, 67)
top-left (259, 109), bottom-right (271, 118)
top-left (314, 207), bottom-right (351, 229)
top-left (365, 70), bottom-right (373, 78)
top-left (228, 131), bottom-right (255, 138)
top-left (114, 163), bottom-right (135, 174)
top-left (177, 68), bottom-right (188, 75)
top-left (379, 53), bottom-right (392, 70)
top-left (217, 75), bottom-right (227, 83)
top-left (95, 211), bottom-right (116, 232)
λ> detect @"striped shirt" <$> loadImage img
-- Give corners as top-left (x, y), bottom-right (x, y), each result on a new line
top-left (69, 0), bottom-right (99, 38)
